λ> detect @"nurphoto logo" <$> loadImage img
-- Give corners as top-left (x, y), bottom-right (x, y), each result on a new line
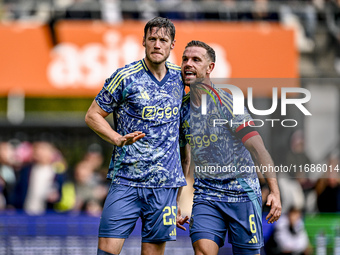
top-left (198, 83), bottom-right (312, 128)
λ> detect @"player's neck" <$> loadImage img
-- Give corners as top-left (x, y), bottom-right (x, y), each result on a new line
top-left (191, 78), bottom-right (211, 106)
top-left (144, 58), bottom-right (167, 82)
top-left (191, 86), bottom-right (204, 107)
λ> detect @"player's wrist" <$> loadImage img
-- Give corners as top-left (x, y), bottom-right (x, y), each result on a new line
top-left (112, 135), bottom-right (123, 147)
top-left (269, 190), bottom-right (280, 196)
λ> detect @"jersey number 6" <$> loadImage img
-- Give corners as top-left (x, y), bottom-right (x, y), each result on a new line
top-left (249, 214), bottom-right (257, 234)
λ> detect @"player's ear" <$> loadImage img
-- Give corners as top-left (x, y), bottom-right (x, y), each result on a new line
top-left (170, 39), bottom-right (176, 50)
top-left (207, 62), bottom-right (215, 74)
top-left (142, 37), bottom-right (146, 47)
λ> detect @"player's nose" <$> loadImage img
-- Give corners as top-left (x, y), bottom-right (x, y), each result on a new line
top-left (185, 58), bottom-right (194, 67)
top-left (154, 39), bottom-right (161, 48)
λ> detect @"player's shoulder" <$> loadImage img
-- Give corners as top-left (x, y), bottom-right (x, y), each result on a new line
top-left (214, 87), bottom-right (232, 104)
top-left (105, 60), bottom-right (145, 92)
top-left (114, 60), bottom-right (145, 78)
top-left (166, 61), bottom-right (181, 74)
top-left (214, 86), bottom-right (231, 98)
top-left (212, 86), bottom-right (235, 116)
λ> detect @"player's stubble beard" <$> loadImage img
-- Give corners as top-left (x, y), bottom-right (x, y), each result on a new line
top-left (145, 50), bottom-right (170, 65)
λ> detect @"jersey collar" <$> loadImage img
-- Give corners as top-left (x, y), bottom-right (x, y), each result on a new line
top-left (141, 59), bottom-right (170, 86)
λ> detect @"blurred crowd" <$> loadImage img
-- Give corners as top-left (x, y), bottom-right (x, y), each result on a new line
top-left (0, 0), bottom-right (323, 23)
top-left (257, 129), bottom-right (340, 216)
top-left (261, 129), bottom-right (340, 255)
top-left (0, 139), bottom-right (109, 216)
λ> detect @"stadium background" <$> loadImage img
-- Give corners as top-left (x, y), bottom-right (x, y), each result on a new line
top-left (0, 0), bottom-right (339, 254)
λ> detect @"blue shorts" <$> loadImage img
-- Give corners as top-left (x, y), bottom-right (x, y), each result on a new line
top-left (99, 183), bottom-right (178, 243)
top-left (190, 197), bottom-right (263, 253)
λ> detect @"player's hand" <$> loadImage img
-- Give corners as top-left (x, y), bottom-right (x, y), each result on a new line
top-left (115, 131), bottom-right (145, 147)
top-left (176, 206), bottom-right (190, 231)
top-left (265, 192), bottom-right (282, 224)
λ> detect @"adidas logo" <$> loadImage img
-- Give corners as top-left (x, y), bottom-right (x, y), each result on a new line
top-left (248, 235), bottom-right (258, 244)
top-left (138, 91), bottom-right (149, 100)
top-left (169, 228), bottom-right (176, 236)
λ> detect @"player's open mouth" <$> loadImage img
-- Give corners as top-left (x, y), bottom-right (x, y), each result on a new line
top-left (185, 71), bottom-right (196, 78)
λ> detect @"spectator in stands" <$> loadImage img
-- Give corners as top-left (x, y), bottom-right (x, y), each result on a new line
top-left (120, 0), bottom-right (139, 19)
top-left (265, 206), bottom-right (312, 255)
top-left (0, 142), bottom-right (16, 208)
top-left (157, 0), bottom-right (180, 20)
top-left (82, 198), bottom-right (103, 217)
top-left (54, 152), bottom-right (107, 214)
top-left (278, 131), bottom-right (307, 214)
top-left (275, 182), bottom-right (298, 214)
top-left (239, 0), bottom-right (279, 22)
top-left (13, 140), bottom-right (33, 169)
top-left (315, 151), bottom-right (340, 212)
top-left (285, 130), bottom-right (317, 213)
top-left (9, 141), bottom-right (66, 215)
top-left (178, 0), bottom-right (202, 20)
top-left (199, 0), bottom-right (220, 20)
top-left (73, 160), bottom-right (107, 213)
top-left (279, 0), bottom-right (317, 52)
top-left (82, 143), bottom-right (105, 172)
top-left (138, 0), bottom-right (159, 20)
top-left (325, 0), bottom-right (340, 74)
top-left (158, 0), bottom-right (202, 20)
top-left (219, 0), bottom-right (238, 21)
top-left (82, 143), bottom-right (109, 187)
top-left (100, 0), bottom-right (122, 24)
top-left (65, 0), bottom-right (101, 20)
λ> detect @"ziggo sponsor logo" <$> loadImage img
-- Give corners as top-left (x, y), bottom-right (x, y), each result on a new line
top-left (185, 134), bottom-right (218, 148)
top-left (142, 106), bottom-right (179, 120)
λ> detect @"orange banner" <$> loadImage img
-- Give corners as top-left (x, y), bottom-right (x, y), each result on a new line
top-left (0, 21), bottom-right (298, 97)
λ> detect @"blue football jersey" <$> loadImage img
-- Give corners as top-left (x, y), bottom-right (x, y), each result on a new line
top-left (96, 59), bottom-right (186, 188)
top-left (180, 84), bottom-right (261, 202)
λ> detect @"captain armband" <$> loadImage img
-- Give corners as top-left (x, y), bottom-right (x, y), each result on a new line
top-left (235, 121), bottom-right (259, 143)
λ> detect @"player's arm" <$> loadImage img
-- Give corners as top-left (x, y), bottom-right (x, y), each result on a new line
top-left (244, 135), bottom-right (282, 224)
top-left (85, 100), bottom-right (145, 147)
top-left (176, 143), bottom-right (190, 230)
top-left (178, 144), bottom-right (191, 199)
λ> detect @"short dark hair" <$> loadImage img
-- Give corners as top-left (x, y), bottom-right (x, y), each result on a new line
top-left (185, 40), bottom-right (216, 63)
top-left (144, 17), bottom-right (176, 41)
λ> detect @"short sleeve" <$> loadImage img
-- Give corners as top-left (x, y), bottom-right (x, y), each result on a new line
top-left (219, 91), bottom-right (259, 143)
top-left (228, 107), bottom-right (254, 133)
top-left (95, 71), bottom-right (124, 113)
